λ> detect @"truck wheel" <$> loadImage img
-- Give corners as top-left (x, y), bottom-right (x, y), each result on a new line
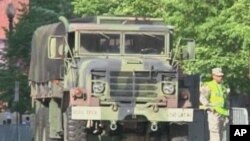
top-left (65, 107), bottom-right (87, 141)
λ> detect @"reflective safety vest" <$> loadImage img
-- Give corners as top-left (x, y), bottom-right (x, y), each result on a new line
top-left (203, 80), bottom-right (229, 116)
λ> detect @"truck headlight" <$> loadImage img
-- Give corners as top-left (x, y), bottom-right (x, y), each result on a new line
top-left (92, 82), bottom-right (105, 93)
top-left (162, 83), bottom-right (175, 94)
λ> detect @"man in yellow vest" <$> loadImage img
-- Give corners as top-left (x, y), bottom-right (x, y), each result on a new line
top-left (200, 68), bottom-right (229, 141)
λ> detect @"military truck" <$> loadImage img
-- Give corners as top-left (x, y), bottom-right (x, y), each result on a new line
top-left (29, 16), bottom-right (200, 141)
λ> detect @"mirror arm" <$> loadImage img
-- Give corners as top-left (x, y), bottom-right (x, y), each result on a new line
top-left (64, 39), bottom-right (78, 68)
top-left (171, 37), bottom-right (182, 66)
top-left (58, 16), bottom-right (77, 67)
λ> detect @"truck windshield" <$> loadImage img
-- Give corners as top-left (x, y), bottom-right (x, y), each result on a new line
top-left (80, 32), bottom-right (120, 54)
top-left (79, 32), bottom-right (166, 55)
top-left (125, 33), bottom-right (165, 55)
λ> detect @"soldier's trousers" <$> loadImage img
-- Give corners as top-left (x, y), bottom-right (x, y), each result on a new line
top-left (207, 111), bottom-right (228, 141)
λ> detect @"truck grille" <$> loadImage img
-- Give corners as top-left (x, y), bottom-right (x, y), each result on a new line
top-left (109, 71), bottom-right (158, 97)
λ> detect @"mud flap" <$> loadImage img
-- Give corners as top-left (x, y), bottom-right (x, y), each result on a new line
top-left (49, 98), bottom-right (63, 139)
top-left (188, 110), bottom-right (208, 141)
top-left (169, 123), bottom-right (188, 141)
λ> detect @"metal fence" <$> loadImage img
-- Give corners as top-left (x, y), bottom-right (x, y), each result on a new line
top-left (231, 107), bottom-right (249, 125)
top-left (0, 125), bottom-right (32, 141)
top-left (223, 107), bottom-right (248, 141)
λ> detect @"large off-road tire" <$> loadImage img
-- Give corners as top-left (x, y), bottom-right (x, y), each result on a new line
top-left (65, 107), bottom-right (87, 141)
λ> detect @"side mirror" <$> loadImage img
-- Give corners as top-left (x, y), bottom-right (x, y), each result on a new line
top-left (48, 36), bottom-right (66, 59)
top-left (182, 39), bottom-right (195, 60)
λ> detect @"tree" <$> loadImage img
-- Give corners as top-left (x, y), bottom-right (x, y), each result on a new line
top-left (0, 0), bottom-right (74, 113)
top-left (72, 0), bottom-right (164, 17)
top-left (72, 0), bottom-right (250, 94)
top-left (181, 0), bottom-right (250, 93)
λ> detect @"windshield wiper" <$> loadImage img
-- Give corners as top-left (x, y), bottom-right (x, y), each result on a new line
top-left (99, 32), bottom-right (110, 39)
top-left (143, 33), bottom-right (163, 40)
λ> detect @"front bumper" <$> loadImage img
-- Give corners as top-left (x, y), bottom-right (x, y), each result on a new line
top-left (71, 106), bottom-right (193, 122)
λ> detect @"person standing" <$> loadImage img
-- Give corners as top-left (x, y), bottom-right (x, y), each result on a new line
top-left (4, 109), bottom-right (12, 125)
top-left (200, 67), bottom-right (229, 141)
top-left (3, 120), bottom-right (6, 125)
top-left (22, 116), bottom-right (31, 126)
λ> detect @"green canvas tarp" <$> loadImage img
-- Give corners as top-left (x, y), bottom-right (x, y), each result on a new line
top-left (28, 23), bottom-right (65, 83)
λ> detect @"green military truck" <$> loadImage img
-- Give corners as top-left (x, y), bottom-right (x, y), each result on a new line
top-left (29, 16), bottom-right (201, 141)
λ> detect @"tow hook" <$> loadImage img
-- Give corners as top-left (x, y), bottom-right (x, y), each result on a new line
top-left (110, 121), bottom-right (117, 131)
top-left (151, 122), bottom-right (158, 132)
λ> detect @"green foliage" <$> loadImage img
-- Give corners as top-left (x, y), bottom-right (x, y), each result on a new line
top-left (72, 0), bottom-right (165, 17)
top-left (0, 0), bottom-right (74, 113)
top-left (72, 0), bottom-right (250, 94)
top-left (183, 0), bottom-right (250, 93)
top-left (72, 0), bottom-right (118, 15)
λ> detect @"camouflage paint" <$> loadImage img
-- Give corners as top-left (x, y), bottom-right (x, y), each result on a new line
top-left (62, 17), bottom-right (189, 121)
top-left (29, 16), bottom-right (196, 141)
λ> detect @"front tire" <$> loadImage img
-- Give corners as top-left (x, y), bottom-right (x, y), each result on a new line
top-left (65, 107), bottom-right (87, 141)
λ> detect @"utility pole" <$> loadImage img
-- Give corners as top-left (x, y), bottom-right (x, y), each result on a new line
top-left (14, 81), bottom-right (20, 141)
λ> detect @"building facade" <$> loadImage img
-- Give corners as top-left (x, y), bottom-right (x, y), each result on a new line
top-left (0, 0), bottom-right (29, 64)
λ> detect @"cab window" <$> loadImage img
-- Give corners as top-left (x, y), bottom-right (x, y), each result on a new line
top-left (125, 33), bottom-right (165, 55)
top-left (80, 32), bottom-right (120, 54)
